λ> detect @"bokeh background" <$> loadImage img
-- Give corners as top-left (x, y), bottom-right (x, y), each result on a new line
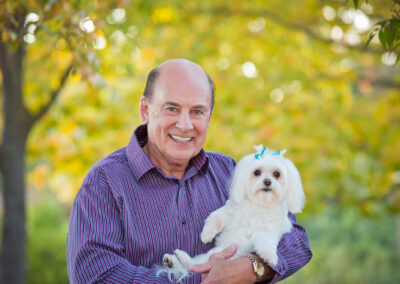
top-left (1, 0), bottom-right (400, 283)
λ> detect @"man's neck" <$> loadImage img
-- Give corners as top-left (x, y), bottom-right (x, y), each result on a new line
top-left (142, 143), bottom-right (188, 180)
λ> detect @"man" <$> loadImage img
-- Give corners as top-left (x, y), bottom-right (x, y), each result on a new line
top-left (67, 58), bottom-right (312, 283)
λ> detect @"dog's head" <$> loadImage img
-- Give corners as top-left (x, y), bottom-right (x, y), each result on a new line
top-left (229, 146), bottom-right (305, 213)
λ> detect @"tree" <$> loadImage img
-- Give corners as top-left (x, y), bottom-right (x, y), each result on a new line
top-left (0, 0), bottom-right (104, 282)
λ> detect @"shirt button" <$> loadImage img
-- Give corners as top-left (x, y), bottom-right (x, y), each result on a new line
top-left (181, 219), bottom-right (187, 225)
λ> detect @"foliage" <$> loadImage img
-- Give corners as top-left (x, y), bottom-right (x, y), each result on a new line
top-left (19, 0), bottom-right (398, 216)
top-left (286, 208), bottom-right (400, 284)
top-left (354, 1), bottom-right (400, 61)
top-left (26, 195), bottom-right (69, 284)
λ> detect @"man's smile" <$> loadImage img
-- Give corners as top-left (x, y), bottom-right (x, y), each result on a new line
top-left (169, 134), bottom-right (193, 143)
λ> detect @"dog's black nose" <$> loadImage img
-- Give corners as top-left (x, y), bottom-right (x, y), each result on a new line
top-left (263, 178), bottom-right (271, 186)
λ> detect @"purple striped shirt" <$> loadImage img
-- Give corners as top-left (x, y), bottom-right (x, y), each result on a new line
top-left (67, 125), bottom-right (312, 283)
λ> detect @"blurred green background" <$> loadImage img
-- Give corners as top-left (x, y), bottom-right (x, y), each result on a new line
top-left (1, 0), bottom-right (400, 283)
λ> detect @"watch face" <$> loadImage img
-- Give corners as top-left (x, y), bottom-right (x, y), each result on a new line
top-left (247, 254), bottom-right (264, 278)
top-left (256, 262), bottom-right (265, 278)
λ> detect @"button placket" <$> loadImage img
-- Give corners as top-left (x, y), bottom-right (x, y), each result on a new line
top-left (176, 180), bottom-right (188, 226)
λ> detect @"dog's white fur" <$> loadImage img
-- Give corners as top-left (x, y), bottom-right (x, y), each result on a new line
top-left (158, 146), bottom-right (305, 282)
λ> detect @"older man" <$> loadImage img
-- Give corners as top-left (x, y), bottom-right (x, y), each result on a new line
top-left (67, 59), bottom-right (312, 283)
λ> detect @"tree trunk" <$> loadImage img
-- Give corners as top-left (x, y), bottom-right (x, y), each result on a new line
top-left (0, 133), bottom-right (28, 284)
top-left (0, 23), bottom-right (31, 283)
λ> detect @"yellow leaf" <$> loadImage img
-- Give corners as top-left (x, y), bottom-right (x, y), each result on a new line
top-left (152, 7), bottom-right (174, 24)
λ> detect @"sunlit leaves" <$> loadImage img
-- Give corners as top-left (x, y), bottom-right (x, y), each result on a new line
top-left (376, 19), bottom-right (400, 54)
top-left (2, 0), bottom-right (399, 216)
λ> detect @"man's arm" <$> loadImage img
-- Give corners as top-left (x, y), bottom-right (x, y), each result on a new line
top-left (266, 213), bottom-right (312, 283)
top-left (191, 213), bottom-right (312, 283)
top-left (67, 184), bottom-right (201, 284)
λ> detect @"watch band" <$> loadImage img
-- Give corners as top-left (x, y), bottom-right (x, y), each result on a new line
top-left (246, 254), bottom-right (265, 279)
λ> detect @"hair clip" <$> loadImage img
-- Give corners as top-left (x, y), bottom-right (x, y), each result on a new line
top-left (254, 147), bottom-right (286, 159)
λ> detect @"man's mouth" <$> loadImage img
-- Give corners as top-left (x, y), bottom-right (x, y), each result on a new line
top-left (169, 134), bottom-right (192, 143)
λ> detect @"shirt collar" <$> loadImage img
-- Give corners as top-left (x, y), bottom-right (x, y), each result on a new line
top-left (126, 124), bottom-right (209, 180)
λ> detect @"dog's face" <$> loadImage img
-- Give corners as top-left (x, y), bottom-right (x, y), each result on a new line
top-left (246, 156), bottom-right (288, 205)
top-left (230, 149), bottom-right (305, 213)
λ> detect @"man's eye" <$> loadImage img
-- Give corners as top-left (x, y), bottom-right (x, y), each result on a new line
top-left (166, 107), bottom-right (177, 112)
top-left (193, 110), bottom-right (203, 115)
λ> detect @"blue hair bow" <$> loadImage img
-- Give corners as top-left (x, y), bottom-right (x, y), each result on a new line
top-left (254, 147), bottom-right (285, 159)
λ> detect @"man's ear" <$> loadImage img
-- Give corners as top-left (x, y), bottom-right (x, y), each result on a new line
top-left (139, 96), bottom-right (149, 123)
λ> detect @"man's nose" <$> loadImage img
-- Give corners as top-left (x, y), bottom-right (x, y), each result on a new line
top-left (176, 111), bottom-right (194, 130)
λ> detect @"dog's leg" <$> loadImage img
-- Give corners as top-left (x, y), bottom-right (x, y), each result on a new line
top-left (200, 208), bottom-right (227, 243)
top-left (163, 246), bottom-right (225, 270)
top-left (173, 249), bottom-right (192, 267)
top-left (252, 232), bottom-right (279, 267)
top-left (163, 253), bottom-right (186, 269)
top-left (160, 252), bottom-right (191, 282)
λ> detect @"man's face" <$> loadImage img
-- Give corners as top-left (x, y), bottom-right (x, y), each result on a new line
top-left (140, 66), bottom-right (213, 169)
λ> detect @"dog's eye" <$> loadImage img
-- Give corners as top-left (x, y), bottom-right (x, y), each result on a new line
top-left (273, 171), bottom-right (280, 178)
top-left (254, 169), bottom-right (261, 176)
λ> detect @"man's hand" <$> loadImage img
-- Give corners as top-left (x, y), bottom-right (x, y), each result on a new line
top-left (190, 244), bottom-right (257, 284)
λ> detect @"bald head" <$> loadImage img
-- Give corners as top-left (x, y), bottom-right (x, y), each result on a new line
top-left (142, 59), bottom-right (215, 109)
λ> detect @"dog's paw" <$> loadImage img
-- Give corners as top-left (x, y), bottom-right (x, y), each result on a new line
top-left (163, 253), bottom-right (182, 269)
top-left (174, 249), bottom-right (192, 267)
top-left (200, 217), bottom-right (223, 243)
top-left (258, 250), bottom-right (278, 267)
top-left (200, 226), bottom-right (218, 243)
top-left (267, 253), bottom-right (278, 267)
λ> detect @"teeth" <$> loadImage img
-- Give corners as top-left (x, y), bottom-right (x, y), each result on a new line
top-left (170, 135), bottom-right (191, 142)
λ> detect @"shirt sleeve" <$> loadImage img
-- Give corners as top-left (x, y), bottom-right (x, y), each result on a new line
top-left (268, 213), bottom-right (312, 284)
top-left (66, 183), bottom-right (201, 284)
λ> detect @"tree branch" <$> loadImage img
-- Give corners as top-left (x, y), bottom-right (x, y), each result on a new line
top-left (194, 6), bottom-right (384, 54)
top-left (30, 62), bottom-right (74, 125)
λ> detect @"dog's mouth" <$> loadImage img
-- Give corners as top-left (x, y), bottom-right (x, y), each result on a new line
top-left (261, 187), bottom-right (272, 192)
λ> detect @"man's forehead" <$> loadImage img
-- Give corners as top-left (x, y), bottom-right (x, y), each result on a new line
top-left (151, 78), bottom-right (211, 108)
top-left (152, 88), bottom-right (211, 109)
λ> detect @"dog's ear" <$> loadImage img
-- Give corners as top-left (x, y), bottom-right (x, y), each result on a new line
top-left (282, 158), bottom-right (305, 213)
top-left (230, 155), bottom-right (252, 203)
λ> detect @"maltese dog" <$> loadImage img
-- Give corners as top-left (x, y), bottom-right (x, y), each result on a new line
top-left (158, 145), bottom-right (305, 282)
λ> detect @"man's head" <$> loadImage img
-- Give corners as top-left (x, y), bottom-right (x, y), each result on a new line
top-left (142, 62), bottom-right (215, 109)
top-left (139, 59), bottom-right (214, 172)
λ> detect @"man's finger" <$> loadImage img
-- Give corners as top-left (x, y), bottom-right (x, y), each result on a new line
top-left (191, 244), bottom-right (238, 273)
top-left (210, 244), bottom-right (238, 260)
top-left (190, 262), bottom-right (212, 273)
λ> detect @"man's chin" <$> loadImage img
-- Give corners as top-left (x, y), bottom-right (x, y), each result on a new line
top-left (167, 150), bottom-right (197, 163)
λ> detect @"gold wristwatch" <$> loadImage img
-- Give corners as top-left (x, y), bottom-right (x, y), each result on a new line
top-left (246, 254), bottom-right (265, 279)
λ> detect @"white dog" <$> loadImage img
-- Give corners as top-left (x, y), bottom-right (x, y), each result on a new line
top-left (158, 145), bottom-right (305, 282)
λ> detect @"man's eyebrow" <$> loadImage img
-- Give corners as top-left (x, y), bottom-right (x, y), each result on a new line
top-left (192, 105), bottom-right (209, 109)
top-left (163, 102), bottom-right (209, 109)
top-left (163, 101), bottom-right (180, 107)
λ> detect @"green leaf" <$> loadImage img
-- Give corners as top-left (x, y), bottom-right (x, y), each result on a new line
top-left (387, 25), bottom-right (395, 51)
top-left (365, 31), bottom-right (376, 49)
top-left (353, 0), bottom-right (359, 9)
top-left (378, 28), bottom-right (388, 50)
